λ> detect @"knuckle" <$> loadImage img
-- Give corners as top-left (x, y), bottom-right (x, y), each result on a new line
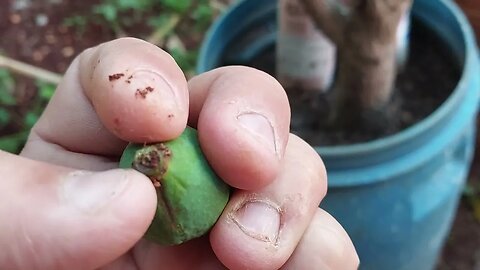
top-left (286, 134), bottom-right (327, 199)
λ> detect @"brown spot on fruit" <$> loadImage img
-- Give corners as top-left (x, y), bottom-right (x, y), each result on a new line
top-left (109, 73), bottom-right (125, 81)
top-left (157, 143), bottom-right (167, 151)
top-left (150, 177), bottom-right (162, 187)
top-left (132, 143), bottom-right (172, 182)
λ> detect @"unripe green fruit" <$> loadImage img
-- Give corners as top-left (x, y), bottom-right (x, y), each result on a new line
top-left (119, 126), bottom-right (230, 246)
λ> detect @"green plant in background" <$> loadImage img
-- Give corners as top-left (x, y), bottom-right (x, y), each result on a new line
top-left (464, 182), bottom-right (480, 223)
top-left (0, 69), bottom-right (15, 130)
top-left (2, 1), bottom-right (224, 154)
top-left (64, 0), bottom-right (220, 76)
top-left (91, 0), bottom-right (193, 36)
top-left (63, 15), bottom-right (89, 37)
top-left (0, 70), bottom-right (56, 154)
top-left (24, 80), bottom-right (56, 130)
top-left (0, 68), bottom-right (25, 153)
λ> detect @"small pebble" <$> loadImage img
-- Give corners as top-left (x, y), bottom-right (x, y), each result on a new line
top-left (35, 14), bottom-right (49, 27)
top-left (61, 46), bottom-right (75, 58)
top-left (9, 14), bottom-right (22, 24)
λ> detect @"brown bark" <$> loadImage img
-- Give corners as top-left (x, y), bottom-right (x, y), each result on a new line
top-left (299, 0), bottom-right (412, 129)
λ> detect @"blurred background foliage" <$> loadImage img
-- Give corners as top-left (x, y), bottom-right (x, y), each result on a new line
top-left (0, 0), bottom-right (229, 154)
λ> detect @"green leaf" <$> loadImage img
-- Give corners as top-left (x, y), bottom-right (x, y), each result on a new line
top-left (0, 108), bottom-right (11, 126)
top-left (147, 14), bottom-right (173, 28)
top-left (161, 0), bottom-right (190, 13)
top-left (36, 80), bottom-right (56, 101)
top-left (0, 69), bottom-right (16, 105)
top-left (193, 3), bottom-right (213, 22)
top-left (63, 15), bottom-right (88, 28)
top-left (0, 132), bottom-right (28, 154)
top-left (0, 89), bottom-right (16, 106)
top-left (23, 112), bottom-right (39, 129)
top-left (169, 48), bottom-right (198, 75)
top-left (117, 0), bottom-right (153, 11)
top-left (0, 69), bottom-right (15, 89)
top-left (94, 4), bottom-right (118, 22)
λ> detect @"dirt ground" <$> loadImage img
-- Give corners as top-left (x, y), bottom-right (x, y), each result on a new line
top-left (0, 0), bottom-right (479, 269)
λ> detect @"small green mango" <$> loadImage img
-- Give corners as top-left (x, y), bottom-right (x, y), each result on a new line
top-left (119, 126), bottom-right (230, 246)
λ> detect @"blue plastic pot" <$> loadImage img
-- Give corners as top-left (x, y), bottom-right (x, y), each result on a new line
top-left (198, 0), bottom-right (480, 269)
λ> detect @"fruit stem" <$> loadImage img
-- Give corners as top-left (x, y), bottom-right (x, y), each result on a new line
top-left (132, 143), bottom-right (171, 186)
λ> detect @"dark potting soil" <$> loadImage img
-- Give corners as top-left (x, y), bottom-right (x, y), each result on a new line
top-left (242, 19), bottom-right (462, 146)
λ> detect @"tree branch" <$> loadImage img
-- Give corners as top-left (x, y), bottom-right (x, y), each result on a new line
top-left (146, 14), bottom-right (181, 45)
top-left (0, 55), bottom-right (62, 85)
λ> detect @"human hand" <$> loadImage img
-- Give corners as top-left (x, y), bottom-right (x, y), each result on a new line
top-left (1, 38), bottom-right (359, 270)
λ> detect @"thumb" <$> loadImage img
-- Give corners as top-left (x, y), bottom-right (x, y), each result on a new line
top-left (0, 151), bottom-right (156, 270)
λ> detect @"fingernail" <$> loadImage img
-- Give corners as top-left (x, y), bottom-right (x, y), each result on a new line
top-left (128, 69), bottom-right (180, 108)
top-left (237, 112), bottom-right (278, 157)
top-left (232, 200), bottom-right (281, 243)
top-left (62, 170), bottom-right (130, 214)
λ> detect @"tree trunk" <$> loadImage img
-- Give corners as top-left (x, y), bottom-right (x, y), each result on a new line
top-left (299, 0), bottom-right (412, 131)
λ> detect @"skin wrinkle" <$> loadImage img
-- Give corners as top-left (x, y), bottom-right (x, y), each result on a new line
top-left (9, 207), bottom-right (55, 270)
top-left (187, 69), bottom-right (224, 126)
top-left (23, 133), bottom-right (119, 171)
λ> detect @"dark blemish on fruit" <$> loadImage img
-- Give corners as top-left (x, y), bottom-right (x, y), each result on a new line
top-left (114, 118), bottom-right (120, 125)
top-left (157, 143), bottom-right (167, 150)
top-left (135, 86), bottom-right (155, 99)
top-left (132, 142), bottom-right (172, 188)
top-left (125, 75), bottom-right (133, 84)
top-left (150, 177), bottom-right (162, 187)
top-left (109, 73), bottom-right (125, 81)
top-left (139, 149), bottom-right (160, 169)
top-left (168, 114), bottom-right (174, 119)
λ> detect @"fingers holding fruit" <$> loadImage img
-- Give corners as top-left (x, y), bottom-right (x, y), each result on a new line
top-left (210, 134), bottom-right (328, 270)
top-left (188, 66), bottom-right (292, 190)
top-left (11, 37), bottom-right (359, 270)
top-left (116, 63), bottom-right (295, 248)
top-left (119, 127), bottom-right (230, 246)
top-left (22, 37), bottom-right (190, 168)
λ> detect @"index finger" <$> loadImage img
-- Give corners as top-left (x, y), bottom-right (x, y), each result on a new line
top-left (22, 38), bottom-right (189, 162)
